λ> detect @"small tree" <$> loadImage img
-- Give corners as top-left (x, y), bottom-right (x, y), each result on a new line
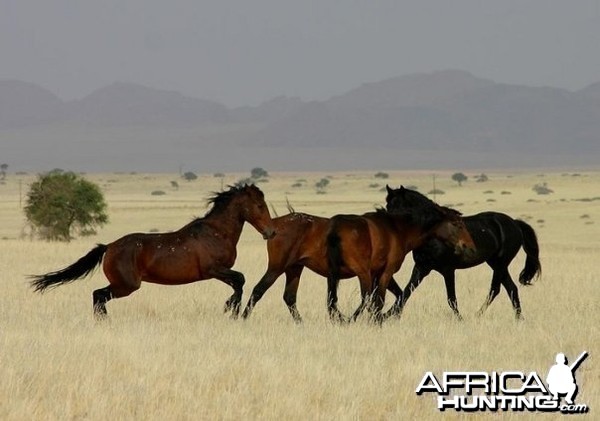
top-left (182, 171), bottom-right (198, 181)
top-left (451, 172), bottom-right (468, 186)
top-left (315, 178), bottom-right (330, 194)
top-left (250, 167), bottom-right (269, 179)
top-left (25, 171), bottom-right (108, 241)
top-left (533, 182), bottom-right (553, 195)
top-left (475, 173), bottom-right (489, 183)
top-left (0, 163), bottom-right (7, 180)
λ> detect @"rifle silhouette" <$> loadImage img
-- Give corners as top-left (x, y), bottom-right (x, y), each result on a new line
top-left (569, 351), bottom-right (588, 372)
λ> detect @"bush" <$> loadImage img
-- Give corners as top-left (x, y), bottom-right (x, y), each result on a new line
top-left (25, 171), bottom-right (108, 241)
top-left (475, 173), bottom-right (489, 182)
top-left (151, 190), bottom-right (166, 196)
top-left (182, 172), bottom-right (198, 181)
top-left (315, 178), bottom-right (330, 194)
top-left (251, 167), bottom-right (269, 179)
top-left (451, 172), bottom-right (468, 186)
top-left (374, 172), bottom-right (389, 179)
top-left (533, 183), bottom-right (553, 195)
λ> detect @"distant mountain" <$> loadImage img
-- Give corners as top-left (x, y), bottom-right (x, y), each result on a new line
top-left (256, 70), bottom-right (600, 152)
top-left (65, 82), bottom-right (230, 126)
top-left (230, 95), bottom-right (305, 124)
top-left (1, 71), bottom-right (599, 172)
top-left (0, 81), bottom-right (230, 129)
top-left (0, 80), bottom-right (64, 128)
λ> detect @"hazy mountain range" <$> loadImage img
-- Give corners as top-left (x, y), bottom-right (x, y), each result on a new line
top-left (2, 70), bottom-right (599, 172)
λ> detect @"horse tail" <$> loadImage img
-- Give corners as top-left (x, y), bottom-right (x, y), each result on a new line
top-left (515, 220), bottom-right (541, 285)
top-left (30, 244), bottom-right (108, 293)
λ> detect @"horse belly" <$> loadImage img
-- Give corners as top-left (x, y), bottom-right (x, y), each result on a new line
top-left (139, 249), bottom-right (204, 285)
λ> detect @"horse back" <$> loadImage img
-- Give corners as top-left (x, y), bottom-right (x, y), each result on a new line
top-left (264, 213), bottom-right (330, 271)
top-left (105, 227), bottom-right (236, 284)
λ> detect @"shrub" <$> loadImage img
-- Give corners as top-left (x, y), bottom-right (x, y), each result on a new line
top-left (451, 172), bottom-right (468, 186)
top-left (532, 183), bottom-right (553, 195)
top-left (475, 173), bottom-right (489, 182)
top-left (251, 167), bottom-right (269, 179)
top-left (374, 172), bottom-right (389, 179)
top-left (315, 178), bottom-right (330, 194)
top-left (182, 172), bottom-right (198, 181)
top-left (25, 171), bottom-right (108, 241)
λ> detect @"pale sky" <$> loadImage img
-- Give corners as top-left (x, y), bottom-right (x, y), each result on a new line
top-left (2, 0), bottom-right (600, 107)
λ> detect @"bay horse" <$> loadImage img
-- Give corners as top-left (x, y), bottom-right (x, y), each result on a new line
top-left (241, 210), bottom-right (404, 323)
top-left (325, 193), bottom-right (475, 323)
top-left (385, 185), bottom-right (541, 320)
top-left (30, 184), bottom-right (276, 318)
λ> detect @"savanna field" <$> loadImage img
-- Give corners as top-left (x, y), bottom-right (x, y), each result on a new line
top-left (1, 169), bottom-right (598, 420)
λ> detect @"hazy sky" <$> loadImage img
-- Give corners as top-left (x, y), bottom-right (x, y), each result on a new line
top-left (2, 0), bottom-right (600, 107)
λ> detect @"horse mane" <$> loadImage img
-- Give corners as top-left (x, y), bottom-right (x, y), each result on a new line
top-left (388, 186), bottom-right (462, 229)
top-left (204, 184), bottom-right (261, 217)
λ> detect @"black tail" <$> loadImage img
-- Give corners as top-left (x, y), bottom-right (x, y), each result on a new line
top-left (516, 220), bottom-right (541, 285)
top-left (30, 244), bottom-right (108, 293)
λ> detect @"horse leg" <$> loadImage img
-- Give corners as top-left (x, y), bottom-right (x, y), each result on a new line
top-left (441, 270), bottom-right (462, 320)
top-left (327, 272), bottom-right (345, 323)
top-left (476, 269), bottom-right (502, 317)
top-left (211, 268), bottom-right (245, 319)
top-left (92, 286), bottom-right (112, 319)
top-left (282, 265), bottom-right (304, 323)
top-left (241, 268), bottom-right (282, 320)
top-left (371, 271), bottom-right (396, 324)
top-left (499, 269), bottom-right (523, 320)
top-left (349, 274), bottom-right (374, 322)
top-left (96, 258), bottom-right (141, 319)
top-left (394, 264), bottom-right (431, 318)
top-left (382, 276), bottom-right (403, 319)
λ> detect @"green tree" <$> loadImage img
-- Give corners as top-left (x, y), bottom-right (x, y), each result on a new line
top-left (25, 171), bottom-right (108, 241)
top-left (182, 171), bottom-right (198, 181)
top-left (451, 172), bottom-right (468, 186)
top-left (315, 178), bottom-right (330, 194)
top-left (250, 167), bottom-right (269, 179)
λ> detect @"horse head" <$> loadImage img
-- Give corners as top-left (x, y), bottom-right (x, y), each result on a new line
top-left (385, 185), bottom-right (476, 256)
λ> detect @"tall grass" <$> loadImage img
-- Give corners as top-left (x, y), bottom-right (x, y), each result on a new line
top-left (1, 171), bottom-right (598, 419)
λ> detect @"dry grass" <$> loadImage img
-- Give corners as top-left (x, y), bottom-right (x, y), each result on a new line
top-left (1, 170), bottom-right (599, 419)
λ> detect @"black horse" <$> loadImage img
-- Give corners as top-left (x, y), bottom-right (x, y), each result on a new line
top-left (385, 186), bottom-right (541, 320)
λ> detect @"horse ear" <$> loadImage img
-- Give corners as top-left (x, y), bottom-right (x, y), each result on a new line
top-left (386, 184), bottom-right (393, 195)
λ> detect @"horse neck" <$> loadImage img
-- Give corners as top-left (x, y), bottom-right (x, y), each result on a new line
top-left (204, 202), bottom-right (246, 244)
top-left (390, 214), bottom-right (440, 250)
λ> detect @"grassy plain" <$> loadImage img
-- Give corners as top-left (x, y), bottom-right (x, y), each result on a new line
top-left (0, 169), bottom-right (598, 420)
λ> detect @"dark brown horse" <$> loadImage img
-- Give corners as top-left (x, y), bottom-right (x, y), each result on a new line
top-left (30, 184), bottom-right (276, 318)
top-left (386, 185), bottom-right (541, 320)
top-left (326, 189), bottom-right (476, 323)
top-left (241, 211), bottom-right (404, 322)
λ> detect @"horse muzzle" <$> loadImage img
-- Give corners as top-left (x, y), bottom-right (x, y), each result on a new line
top-left (262, 227), bottom-right (276, 240)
